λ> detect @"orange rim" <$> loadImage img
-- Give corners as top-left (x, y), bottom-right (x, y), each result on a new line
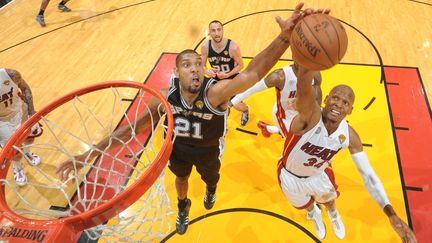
top-left (0, 81), bottom-right (173, 234)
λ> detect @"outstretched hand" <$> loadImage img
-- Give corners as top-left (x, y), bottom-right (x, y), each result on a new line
top-left (275, 2), bottom-right (331, 39)
top-left (389, 215), bottom-right (417, 243)
top-left (56, 154), bottom-right (87, 181)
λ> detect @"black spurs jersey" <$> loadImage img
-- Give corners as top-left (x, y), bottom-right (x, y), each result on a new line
top-left (167, 77), bottom-right (228, 148)
top-left (208, 39), bottom-right (236, 78)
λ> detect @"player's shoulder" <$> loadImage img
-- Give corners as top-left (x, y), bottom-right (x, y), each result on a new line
top-left (228, 40), bottom-right (240, 50)
top-left (4, 68), bottom-right (17, 76)
top-left (201, 40), bottom-right (209, 52)
top-left (348, 125), bottom-right (361, 142)
top-left (4, 69), bottom-right (21, 83)
top-left (347, 124), bottom-right (363, 150)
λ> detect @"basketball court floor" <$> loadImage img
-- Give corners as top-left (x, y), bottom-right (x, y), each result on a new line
top-left (0, 0), bottom-right (431, 242)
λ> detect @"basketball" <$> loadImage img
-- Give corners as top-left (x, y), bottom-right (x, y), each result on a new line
top-left (290, 14), bottom-right (348, 70)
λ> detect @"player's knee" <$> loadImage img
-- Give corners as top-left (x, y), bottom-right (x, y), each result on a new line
top-left (176, 175), bottom-right (190, 183)
top-left (202, 173), bottom-right (220, 186)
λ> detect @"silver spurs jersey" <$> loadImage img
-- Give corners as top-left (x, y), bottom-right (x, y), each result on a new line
top-left (166, 77), bottom-right (228, 148)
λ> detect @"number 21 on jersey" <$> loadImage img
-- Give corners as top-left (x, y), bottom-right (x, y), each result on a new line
top-left (174, 117), bottom-right (203, 139)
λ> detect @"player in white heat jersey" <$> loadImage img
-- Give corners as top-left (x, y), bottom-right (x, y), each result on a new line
top-left (280, 66), bottom-right (415, 242)
top-left (232, 62), bottom-right (416, 241)
top-left (231, 62), bottom-right (322, 138)
top-left (0, 68), bottom-right (42, 186)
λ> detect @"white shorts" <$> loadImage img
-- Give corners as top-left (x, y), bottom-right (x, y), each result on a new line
top-left (278, 166), bottom-right (339, 209)
top-left (0, 109), bottom-right (24, 147)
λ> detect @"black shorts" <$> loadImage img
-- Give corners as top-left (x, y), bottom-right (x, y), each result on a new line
top-left (168, 143), bottom-right (221, 187)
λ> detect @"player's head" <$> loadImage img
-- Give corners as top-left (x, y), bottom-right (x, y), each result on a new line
top-left (208, 20), bottom-right (224, 43)
top-left (174, 49), bottom-right (204, 94)
top-left (323, 84), bottom-right (355, 123)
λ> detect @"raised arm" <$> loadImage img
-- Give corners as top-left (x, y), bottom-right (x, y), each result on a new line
top-left (6, 69), bottom-right (36, 116)
top-left (230, 68), bottom-right (285, 106)
top-left (313, 71), bottom-right (323, 105)
top-left (349, 126), bottom-right (417, 243)
top-left (289, 65), bottom-right (321, 134)
top-left (208, 2), bottom-right (326, 108)
top-left (56, 89), bottom-right (167, 181)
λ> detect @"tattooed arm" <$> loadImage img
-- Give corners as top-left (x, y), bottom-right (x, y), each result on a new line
top-left (6, 69), bottom-right (36, 116)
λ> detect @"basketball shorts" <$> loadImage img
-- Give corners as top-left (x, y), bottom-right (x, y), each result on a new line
top-left (168, 143), bottom-right (222, 187)
top-left (278, 166), bottom-right (339, 209)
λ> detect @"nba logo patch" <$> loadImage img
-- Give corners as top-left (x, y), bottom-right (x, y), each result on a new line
top-left (224, 50), bottom-right (228, 55)
top-left (338, 134), bottom-right (346, 144)
top-left (195, 100), bottom-right (204, 109)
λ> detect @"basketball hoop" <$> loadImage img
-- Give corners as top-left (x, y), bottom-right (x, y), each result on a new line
top-left (0, 81), bottom-right (174, 242)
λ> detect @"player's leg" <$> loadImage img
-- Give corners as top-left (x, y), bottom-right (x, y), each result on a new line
top-left (278, 168), bottom-right (326, 239)
top-left (195, 148), bottom-right (221, 210)
top-left (312, 168), bottom-right (345, 239)
top-left (57, 0), bottom-right (71, 12)
top-left (323, 200), bottom-right (345, 239)
top-left (233, 102), bottom-right (249, 126)
top-left (257, 104), bottom-right (281, 137)
top-left (36, 0), bottom-right (50, 27)
top-left (257, 121), bottom-right (280, 137)
top-left (168, 149), bottom-right (194, 235)
top-left (0, 120), bottom-right (27, 186)
top-left (20, 103), bottom-right (41, 166)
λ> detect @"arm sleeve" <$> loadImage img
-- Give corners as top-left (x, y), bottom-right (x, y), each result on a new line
top-left (230, 79), bottom-right (268, 106)
top-left (351, 151), bottom-right (390, 209)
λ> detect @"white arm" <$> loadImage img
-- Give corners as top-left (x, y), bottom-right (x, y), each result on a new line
top-left (230, 79), bottom-right (268, 106)
top-left (351, 151), bottom-right (390, 208)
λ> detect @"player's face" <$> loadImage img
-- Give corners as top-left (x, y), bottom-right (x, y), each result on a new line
top-left (209, 23), bottom-right (223, 43)
top-left (175, 53), bottom-right (204, 94)
top-left (323, 86), bottom-right (354, 123)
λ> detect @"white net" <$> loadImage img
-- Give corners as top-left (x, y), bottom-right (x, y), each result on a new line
top-left (0, 83), bottom-right (175, 242)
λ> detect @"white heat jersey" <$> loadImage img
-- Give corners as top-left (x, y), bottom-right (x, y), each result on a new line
top-left (0, 69), bottom-right (22, 121)
top-left (272, 65), bottom-right (315, 137)
top-left (279, 114), bottom-right (350, 177)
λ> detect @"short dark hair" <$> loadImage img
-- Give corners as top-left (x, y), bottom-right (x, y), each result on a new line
top-left (208, 20), bottom-right (223, 29)
top-left (176, 49), bottom-right (199, 67)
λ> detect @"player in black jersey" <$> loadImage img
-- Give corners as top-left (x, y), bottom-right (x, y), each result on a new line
top-left (201, 20), bottom-right (250, 126)
top-left (57, 2), bottom-right (325, 236)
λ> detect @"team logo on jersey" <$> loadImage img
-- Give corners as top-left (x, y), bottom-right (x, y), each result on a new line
top-left (195, 100), bottom-right (204, 109)
top-left (224, 50), bottom-right (228, 56)
top-left (338, 134), bottom-right (346, 144)
top-left (3, 80), bottom-right (10, 85)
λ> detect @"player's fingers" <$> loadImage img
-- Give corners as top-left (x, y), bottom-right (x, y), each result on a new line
top-left (303, 8), bottom-right (314, 16)
top-left (294, 2), bottom-right (304, 13)
top-left (407, 232), bottom-right (417, 243)
top-left (56, 164), bottom-right (65, 175)
top-left (323, 9), bottom-right (331, 14)
top-left (62, 168), bottom-right (71, 181)
top-left (275, 16), bottom-right (284, 28)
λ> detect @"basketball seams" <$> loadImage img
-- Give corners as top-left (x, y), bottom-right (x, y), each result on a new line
top-left (323, 14), bottom-right (342, 61)
top-left (292, 41), bottom-right (327, 70)
top-left (303, 16), bottom-right (335, 67)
